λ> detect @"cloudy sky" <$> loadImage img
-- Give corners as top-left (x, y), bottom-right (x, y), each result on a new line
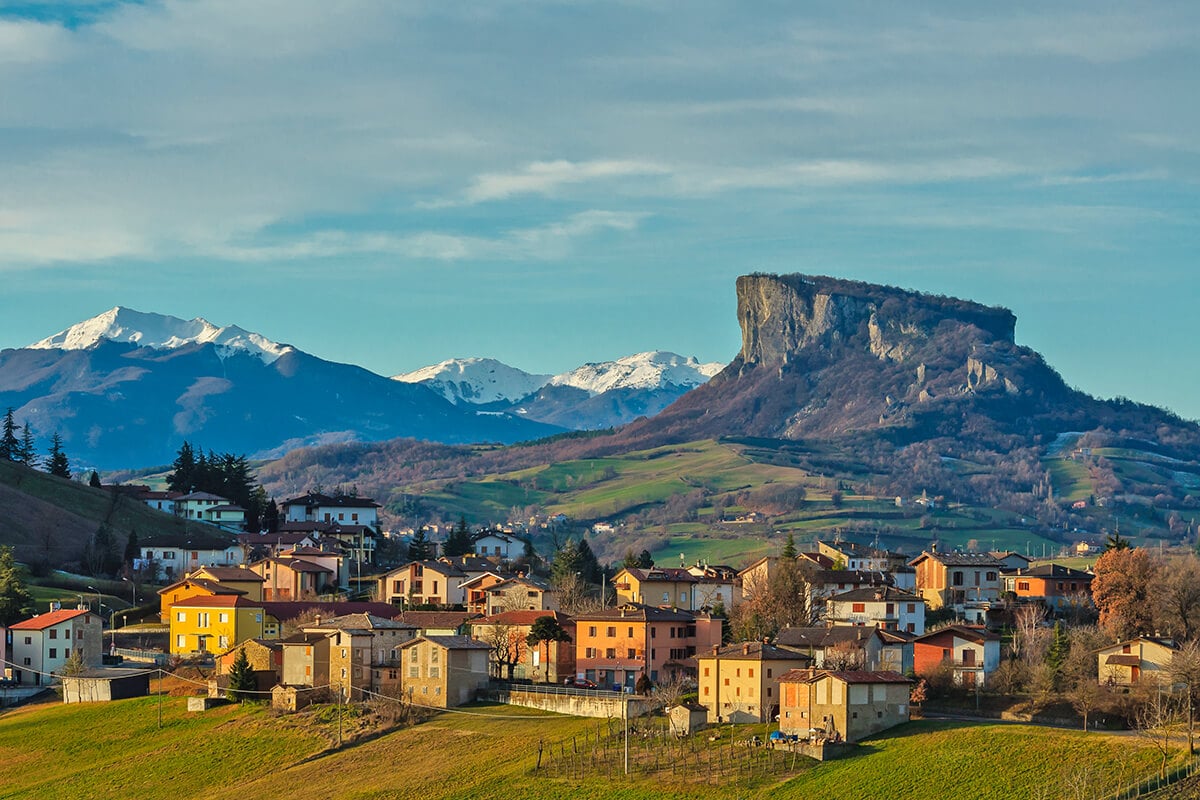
top-left (1, 1), bottom-right (1198, 416)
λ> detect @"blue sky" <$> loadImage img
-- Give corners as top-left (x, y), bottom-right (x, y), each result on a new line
top-left (1, 2), bottom-right (1198, 417)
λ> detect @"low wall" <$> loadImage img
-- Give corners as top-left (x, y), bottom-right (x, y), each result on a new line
top-left (484, 685), bottom-right (655, 719)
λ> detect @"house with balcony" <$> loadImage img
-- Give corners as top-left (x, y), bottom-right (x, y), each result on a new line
top-left (1002, 563), bottom-right (1094, 611)
top-left (695, 642), bottom-right (813, 723)
top-left (909, 550), bottom-right (1003, 622)
top-left (613, 566), bottom-right (737, 612)
top-left (137, 531), bottom-right (245, 581)
top-left (825, 586), bottom-right (926, 635)
top-left (572, 603), bottom-right (722, 690)
top-left (817, 540), bottom-right (909, 573)
top-left (377, 561), bottom-right (469, 607)
top-left (484, 575), bottom-right (559, 616)
top-left (249, 553), bottom-right (337, 601)
top-left (281, 491), bottom-right (380, 528)
top-left (912, 625), bottom-right (1001, 687)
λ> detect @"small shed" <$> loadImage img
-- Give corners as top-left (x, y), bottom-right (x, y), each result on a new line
top-left (61, 668), bottom-right (151, 704)
top-left (272, 684), bottom-right (318, 712)
top-left (669, 702), bottom-right (709, 736)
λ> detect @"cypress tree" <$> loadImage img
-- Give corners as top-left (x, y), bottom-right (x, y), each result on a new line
top-left (17, 424), bottom-right (35, 464)
top-left (227, 648), bottom-right (255, 702)
top-left (443, 517), bottom-right (473, 558)
top-left (408, 527), bottom-right (432, 561)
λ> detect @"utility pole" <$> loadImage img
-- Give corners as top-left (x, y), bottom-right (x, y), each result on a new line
top-left (623, 696), bottom-right (629, 776)
top-left (157, 669), bottom-right (163, 729)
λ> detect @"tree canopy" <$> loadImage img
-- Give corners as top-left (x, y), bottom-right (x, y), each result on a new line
top-left (0, 545), bottom-right (33, 626)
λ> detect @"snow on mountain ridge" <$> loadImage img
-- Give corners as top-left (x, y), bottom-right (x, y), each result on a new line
top-left (549, 351), bottom-right (722, 394)
top-left (393, 357), bottom-right (551, 405)
top-left (28, 307), bottom-right (294, 364)
top-left (394, 351), bottom-right (722, 403)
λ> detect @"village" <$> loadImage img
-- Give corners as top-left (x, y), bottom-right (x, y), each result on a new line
top-left (4, 482), bottom-right (1196, 792)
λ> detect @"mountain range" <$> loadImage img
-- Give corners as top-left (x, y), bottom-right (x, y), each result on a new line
top-left (0, 307), bottom-right (719, 469)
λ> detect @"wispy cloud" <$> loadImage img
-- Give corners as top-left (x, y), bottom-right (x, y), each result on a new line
top-left (209, 210), bottom-right (647, 263)
top-left (434, 159), bottom-right (670, 207)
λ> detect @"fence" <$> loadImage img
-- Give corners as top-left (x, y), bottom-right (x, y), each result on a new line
top-left (112, 648), bottom-right (169, 666)
top-left (534, 717), bottom-right (811, 786)
top-left (1104, 755), bottom-right (1200, 800)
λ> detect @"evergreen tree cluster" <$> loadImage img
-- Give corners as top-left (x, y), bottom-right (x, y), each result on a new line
top-left (0, 407), bottom-right (48, 469)
top-left (167, 441), bottom-right (267, 530)
top-left (551, 537), bottom-right (603, 586)
top-left (442, 516), bottom-right (473, 558)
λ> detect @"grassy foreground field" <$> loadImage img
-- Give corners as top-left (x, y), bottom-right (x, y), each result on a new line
top-left (0, 696), bottom-right (1183, 800)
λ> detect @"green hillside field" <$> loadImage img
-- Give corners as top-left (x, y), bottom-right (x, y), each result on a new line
top-left (0, 695), bottom-right (1182, 800)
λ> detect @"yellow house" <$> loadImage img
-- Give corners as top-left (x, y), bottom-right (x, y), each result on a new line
top-left (1096, 637), bottom-right (1179, 685)
top-left (169, 596), bottom-right (266, 656)
top-left (158, 577), bottom-right (247, 623)
top-left (696, 642), bottom-right (813, 723)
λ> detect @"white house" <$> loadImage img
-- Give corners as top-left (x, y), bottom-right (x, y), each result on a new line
top-left (174, 492), bottom-right (232, 521)
top-left (281, 492), bottom-right (380, 528)
top-left (471, 531), bottom-right (522, 560)
top-left (138, 532), bottom-right (245, 580)
top-left (826, 586), bottom-right (926, 635)
top-left (7, 606), bottom-right (103, 686)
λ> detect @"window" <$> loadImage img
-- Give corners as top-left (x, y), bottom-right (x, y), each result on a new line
top-left (736, 668), bottom-right (741, 677)
top-left (724, 678), bottom-right (729, 686)
top-left (748, 668), bottom-right (754, 678)
top-left (198, 613), bottom-right (210, 628)
top-left (429, 667), bottom-right (440, 678)
top-left (342, 649), bottom-right (348, 658)
top-left (852, 603), bottom-right (866, 613)
top-left (177, 611), bottom-right (185, 622)
top-left (680, 592), bottom-right (687, 603)
top-left (588, 626), bottom-right (597, 637)
top-left (767, 687), bottom-right (772, 697)
top-left (907, 603), bottom-right (915, 613)
top-left (986, 572), bottom-right (997, 582)
top-left (23, 636), bottom-right (31, 645)
top-left (766, 668), bottom-right (772, 678)
top-left (952, 571), bottom-right (964, 586)
top-left (219, 613), bottom-right (229, 624)
top-left (64, 648), bottom-right (70, 658)
top-left (627, 627), bottom-right (634, 638)
top-left (704, 686), bottom-right (710, 696)
top-left (23, 658), bottom-right (30, 666)
top-left (627, 649), bottom-right (636, 660)
top-left (585, 648), bottom-right (596, 658)
top-left (605, 648), bottom-right (616, 659)
top-left (218, 636), bottom-right (229, 649)
top-left (177, 635), bottom-right (185, 648)
top-left (606, 626), bottom-right (616, 638)
top-left (49, 648), bottom-right (57, 659)
top-left (411, 648), bottom-right (419, 662)
top-left (703, 667), bottom-right (710, 677)
top-left (1017, 581), bottom-right (1030, 591)
top-left (76, 629), bottom-right (83, 639)
top-left (650, 628), bottom-right (656, 639)
top-left (431, 649), bottom-right (439, 663)
top-left (409, 666), bottom-right (419, 678)
top-left (662, 592), bottom-right (669, 602)
top-left (49, 629), bottom-right (57, 640)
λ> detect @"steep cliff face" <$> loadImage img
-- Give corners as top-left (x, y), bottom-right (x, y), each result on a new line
top-left (621, 272), bottom-right (1124, 448)
top-left (735, 274), bottom-right (1017, 369)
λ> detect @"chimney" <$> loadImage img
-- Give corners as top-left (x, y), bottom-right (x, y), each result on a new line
top-left (712, 645), bottom-right (720, 656)
top-left (315, 615), bottom-right (322, 626)
top-left (742, 643), bottom-right (750, 656)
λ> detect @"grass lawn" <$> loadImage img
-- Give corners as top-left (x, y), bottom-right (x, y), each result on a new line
top-left (0, 697), bottom-right (1183, 800)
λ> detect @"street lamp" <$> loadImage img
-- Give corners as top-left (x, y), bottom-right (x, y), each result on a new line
top-left (87, 586), bottom-right (102, 616)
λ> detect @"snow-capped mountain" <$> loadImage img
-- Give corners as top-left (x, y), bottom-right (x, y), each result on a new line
top-left (29, 307), bottom-right (294, 364)
top-left (549, 352), bottom-right (722, 394)
top-left (394, 351), bottom-right (723, 430)
top-left (393, 358), bottom-right (551, 406)
top-left (4, 309), bottom-right (559, 469)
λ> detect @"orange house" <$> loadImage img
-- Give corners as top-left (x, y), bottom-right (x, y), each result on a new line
top-left (572, 603), bottom-right (721, 690)
top-left (1002, 564), bottom-right (1093, 610)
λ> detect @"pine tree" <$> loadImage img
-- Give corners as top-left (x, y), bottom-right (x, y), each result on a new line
top-left (89, 470), bottom-right (102, 488)
top-left (167, 441), bottom-right (196, 492)
top-left (551, 540), bottom-right (582, 584)
top-left (443, 516), bottom-right (473, 558)
top-left (17, 424), bottom-right (35, 464)
top-left (0, 545), bottom-right (33, 626)
top-left (227, 647), bottom-right (256, 702)
top-left (782, 531), bottom-right (798, 560)
top-left (262, 499), bottom-right (279, 533)
top-left (0, 409), bottom-right (18, 462)
top-left (623, 548), bottom-right (639, 569)
top-left (45, 432), bottom-right (71, 479)
top-left (576, 538), bottom-right (602, 585)
top-left (637, 549), bottom-right (654, 569)
top-left (408, 527), bottom-right (432, 561)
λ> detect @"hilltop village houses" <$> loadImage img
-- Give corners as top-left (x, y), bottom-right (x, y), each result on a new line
top-left (2, 520), bottom-right (1113, 753)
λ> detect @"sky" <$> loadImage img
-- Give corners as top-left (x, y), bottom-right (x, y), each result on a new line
top-left (1, 1), bottom-right (1198, 418)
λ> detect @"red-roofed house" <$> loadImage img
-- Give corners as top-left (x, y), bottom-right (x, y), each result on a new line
top-left (7, 606), bottom-right (103, 685)
top-left (912, 625), bottom-right (1001, 687)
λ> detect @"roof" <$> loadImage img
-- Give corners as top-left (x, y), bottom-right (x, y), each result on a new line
top-left (779, 669), bottom-right (911, 685)
top-left (914, 625), bottom-right (1000, 644)
top-left (618, 567), bottom-right (698, 584)
top-left (775, 626), bottom-right (884, 649)
top-left (260, 601), bottom-right (402, 622)
top-left (279, 631), bottom-right (330, 645)
top-left (400, 635), bottom-right (491, 651)
top-left (1003, 563), bottom-right (1094, 580)
top-left (571, 602), bottom-right (706, 623)
top-left (697, 641), bottom-right (814, 662)
top-left (989, 550), bottom-right (1034, 563)
top-left (486, 575), bottom-right (552, 593)
top-left (811, 569), bottom-right (895, 587)
top-left (459, 571), bottom-right (514, 589)
top-left (140, 530), bottom-right (241, 550)
top-left (176, 491), bottom-right (230, 502)
top-left (472, 610), bottom-right (572, 627)
top-left (9, 608), bottom-right (92, 630)
top-left (827, 586), bottom-right (923, 603)
top-left (253, 557), bottom-right (333, 574)
top-left (281, 492), bottom-right (380, 509)
top-left (438, 555), bottom-right (496, 573)
top-left (194, 566), bottom-right (265, 582)
top-left (207, 504), bottom-right (246, 513)
top-left (908, 551), bottom-right (1003, 568)
top-left (393, 610), bottom-right (481, 630)
top-left (157, 577), bottom-right (246, 597)
top-left (170, 595), bottom-right (258, 609)
top-left (306, 613), bottom-right (417, 632)
top-left (1096, 636), bottom-right (1179, 653)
